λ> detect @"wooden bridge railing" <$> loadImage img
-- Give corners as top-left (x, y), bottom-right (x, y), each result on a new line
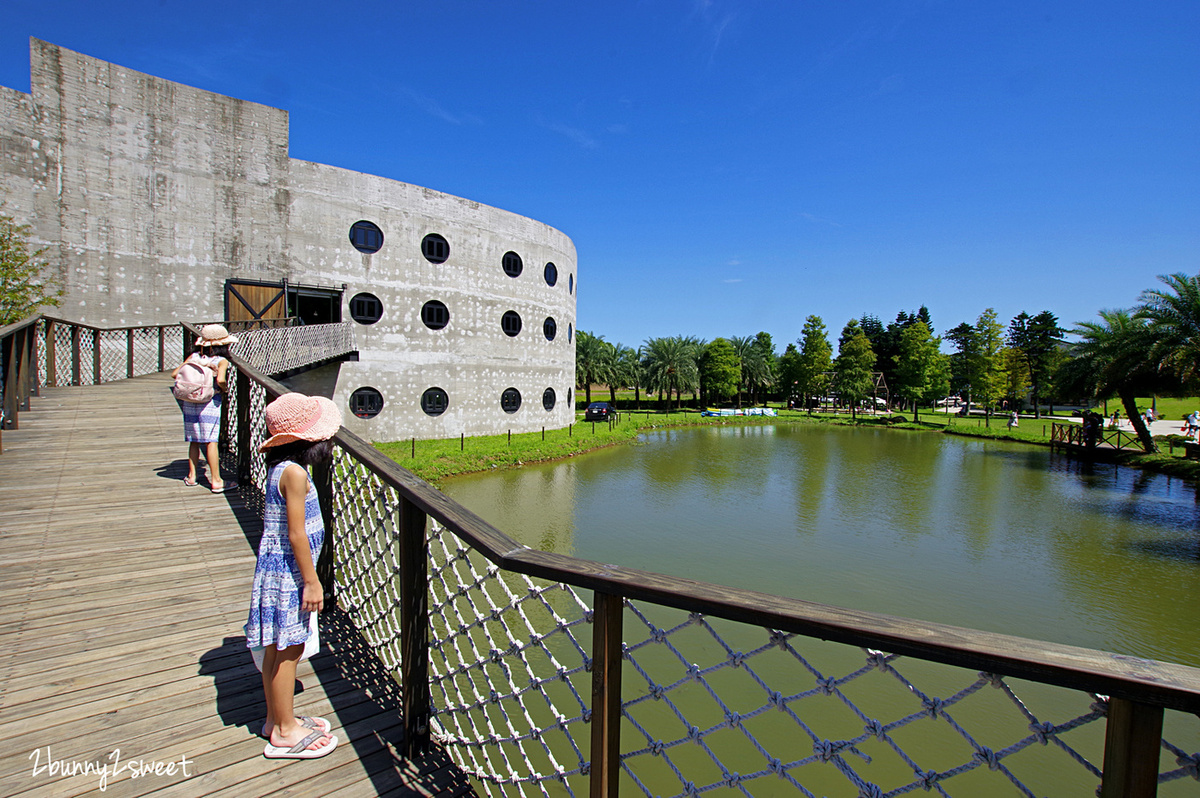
top-left (1052, 420), bottom-right (1147, 452)
top-left (0, 314), bottom-right (185, 446)
top-left (193, 324), bottom-right (1200, 798)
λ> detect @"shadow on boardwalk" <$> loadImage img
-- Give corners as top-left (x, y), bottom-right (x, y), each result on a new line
top-left (0, 374), bottom-right (475, 797)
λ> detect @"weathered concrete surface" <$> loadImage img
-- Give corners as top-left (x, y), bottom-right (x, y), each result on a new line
top-left (0, 39), bottom-right (577, 441)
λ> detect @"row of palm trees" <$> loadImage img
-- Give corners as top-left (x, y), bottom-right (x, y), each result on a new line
top-left (576, 332), bottom-right (780, 409)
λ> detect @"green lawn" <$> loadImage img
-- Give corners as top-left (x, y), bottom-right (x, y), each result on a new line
top-left (378, 402), bottom-right (1200, 484)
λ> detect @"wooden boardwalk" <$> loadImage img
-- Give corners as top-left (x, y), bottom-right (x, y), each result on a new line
top-left (0, 374), bottom-right (476, 797)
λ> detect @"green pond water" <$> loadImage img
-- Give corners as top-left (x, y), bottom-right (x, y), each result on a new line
top-left (439, 424), bottom-right (1200, 796)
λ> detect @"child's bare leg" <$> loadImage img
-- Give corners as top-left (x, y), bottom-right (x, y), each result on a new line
top-left (204, 441), bottom-right (223, 489)
top-left (187, 442), bottom-right (201, 484)
top-left (263, 644), bottom-right (333, 752)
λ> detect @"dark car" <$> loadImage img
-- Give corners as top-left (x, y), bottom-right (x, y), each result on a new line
top-left (584, 401), bottom-right (614, 422)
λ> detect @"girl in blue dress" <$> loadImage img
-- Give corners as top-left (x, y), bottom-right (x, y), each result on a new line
top-left (245, 392), bottom-right (343, 759)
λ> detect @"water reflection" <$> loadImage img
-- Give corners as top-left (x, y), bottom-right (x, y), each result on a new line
top-left (442, 424), bottom-right (1200, 667)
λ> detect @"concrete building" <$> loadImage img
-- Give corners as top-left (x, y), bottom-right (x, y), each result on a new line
top-left (0, 39), bottom-right (577, 442)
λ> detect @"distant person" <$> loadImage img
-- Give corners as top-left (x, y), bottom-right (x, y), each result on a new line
top-left (247, 393), bottom-right (343, 759)
top-left (1188, 411), bottom-right (1200, 439)
top-left (1110, 410), bottom-right (1120, 429)
top-left (1007, 411), bottom-right (1018, 429)
top-left (172, 324), bottom-right (236, 492)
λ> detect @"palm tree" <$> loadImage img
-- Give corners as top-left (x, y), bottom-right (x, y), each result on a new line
top-left (610, 343), bottom-right (640, 406)
top-left (642, 336), bottom-right (699, 410)
top-left (1060, 309), bottom-right (1163, 452)
top-left (1138, 272), bottom-right (1200, 390)
top-left (575, 330), bottom-right (614, 407)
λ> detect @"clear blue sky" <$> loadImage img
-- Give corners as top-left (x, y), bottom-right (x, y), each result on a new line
top-left (3, 1), bottom-right (1197, 352)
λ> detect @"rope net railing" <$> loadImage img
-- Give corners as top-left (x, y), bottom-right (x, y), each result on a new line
top-left (230, 321), bottom-right (355, 377)
top-left (425, 520), bottom-right (594, 796)
top-left (415, 529), bottom-right (1200, 797)
top-left (199, 325), bottom-right (1200, 797)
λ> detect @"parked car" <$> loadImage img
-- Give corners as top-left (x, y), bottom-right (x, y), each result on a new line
top-left (584, 402), bottom-right (614, 422)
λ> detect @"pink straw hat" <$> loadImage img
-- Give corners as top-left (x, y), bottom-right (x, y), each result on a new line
top-left (195, 324), bottom-right (239, 347)
top-left (259, 393), bottom-right (343, 451)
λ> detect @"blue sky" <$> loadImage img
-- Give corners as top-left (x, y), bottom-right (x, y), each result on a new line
top-left (3, 1), bottom-right (1197, 352)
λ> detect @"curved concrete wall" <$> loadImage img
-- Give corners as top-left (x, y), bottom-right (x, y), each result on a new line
top-left (0, 39), bottom-right (577, 442)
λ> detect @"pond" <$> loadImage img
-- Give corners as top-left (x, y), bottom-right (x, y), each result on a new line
top-left (438, 424), bottom-right (1200, 795)
top-left (443, 424), bottom-right (1200, 667)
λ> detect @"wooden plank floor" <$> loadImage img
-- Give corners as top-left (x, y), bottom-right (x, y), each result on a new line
top-left (0, 374), bottom-right (476, 797)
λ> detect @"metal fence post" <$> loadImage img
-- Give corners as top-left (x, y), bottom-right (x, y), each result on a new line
top-left (590, 591), bottom-right (624, 798)
top-left (400, 495), bottom-right (432, 758)
top-left (1099, 697), bottom-right (1163, 798)
top-left (126, 328), bottom-right (134, 378)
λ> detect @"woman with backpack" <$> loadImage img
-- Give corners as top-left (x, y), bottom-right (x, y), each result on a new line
top-left (172, 324), bottom-right (237, 492)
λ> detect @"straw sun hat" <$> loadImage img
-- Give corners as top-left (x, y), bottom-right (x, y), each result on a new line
top-left (259, 393), bottom-right (344, 451)
top-left (195, 324), bottom-right (239, 347)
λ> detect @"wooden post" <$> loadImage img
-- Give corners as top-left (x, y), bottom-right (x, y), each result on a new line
top-left (71, 325), bottom-right (81, 386)
top-left (1, 331), bottom-right (16, 430)
top-left (91, 328), bottom-right (101, 384)
top-left (235, 369), bottom-right (252, 486)
top-left (45, 320), bottom-right (57, 386)
top-left (590, 591), bottom-right (624, 798)
top-left (399, 496), bottom-right (432, 758)
top-left (15, 327), bottom-right (31, 413)
top-left (126, 328), bottom-right (134, 378)
top-left (312, 449), bottom-right (336, 602)
top-left (411, 436), bottom-right (416, 458)
top-left (1099, 697), bottom-right (1163, 798)
top-left (158, 326), bottom-right (165, 372)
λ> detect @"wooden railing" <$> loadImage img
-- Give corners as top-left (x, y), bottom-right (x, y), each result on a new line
top-left (198, 323), bottom-right (1200, 798)
top-left (1052, 421), bottom-right (1146, 452)
top-left (0, 314), bottom-right (184, 443)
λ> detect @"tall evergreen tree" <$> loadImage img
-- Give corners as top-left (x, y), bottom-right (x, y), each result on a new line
top-left (796, 315), bottom-right (833, 413)
top-left (1007, 310), bottom-right (1066, 417)
top-left (834, 328), bottom-right (876, 421)
top-left (893, 320), bottom-right (948, 423)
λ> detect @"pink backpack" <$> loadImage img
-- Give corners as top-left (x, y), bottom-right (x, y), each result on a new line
top-left (173, 360), bottom-right (215, 403)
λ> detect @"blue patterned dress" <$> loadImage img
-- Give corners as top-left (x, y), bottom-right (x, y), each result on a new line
top-left (244, 460), bottom-right (325, 651)
top-left (176, 353), bottom-right (224, 443)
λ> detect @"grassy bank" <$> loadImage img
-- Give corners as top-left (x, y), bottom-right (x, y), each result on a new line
top-left (377, 406), bottom-right (1200, 484)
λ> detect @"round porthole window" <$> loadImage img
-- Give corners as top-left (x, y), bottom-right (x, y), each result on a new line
top-left (349, 292), bottom-right (383, 325)
top-left (349, 220), bottom-right (384, 254)
top-left (501, 310), bottom-right (522, 337)
top-left (544, 262), bottom-right (558, 286)
top-left (422, 300), bottom-right (450, 330)
top-left (422, 233), bottom-right (450, 264)
top-left (421, 387), bottom-right (449, 417)
top-left (501, 387), bottom-right (522, 414)
top-left (543, 317), bottom-right (556, 341)
top-left (502, 251), bottom-right (523, 278)
top-left (542, 387), bottom-right (556, 411)
top-left (349, 387), bottom-right (384, 419)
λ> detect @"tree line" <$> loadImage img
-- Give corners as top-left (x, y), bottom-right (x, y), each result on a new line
top-left (576, 273), bottom-right (1200, 452)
